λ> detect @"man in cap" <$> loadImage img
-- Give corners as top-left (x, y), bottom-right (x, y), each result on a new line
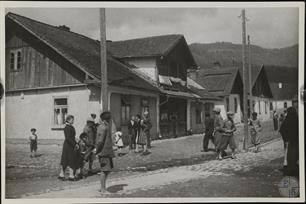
top-left (83, 116), bottom-right (97, 175)
top-left (213, 107), bottom-right (227, 159)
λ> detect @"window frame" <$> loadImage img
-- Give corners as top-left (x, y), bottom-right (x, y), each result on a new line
top-left (9, 49), bottom-right (22, 72)
top-left (195, 108), bottom-right (202, 124)
top-left (258, 100), bottom-right (261, 114)
top-left (121, 95), bottom-right (131, 125)
top-left (234, 97), bottom-right (238, 113)
top-left (52, 96), bottom-right (69, 129)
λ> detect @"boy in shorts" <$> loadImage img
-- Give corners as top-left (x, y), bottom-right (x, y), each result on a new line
top-left (95, 111), bottom-right (115, 195)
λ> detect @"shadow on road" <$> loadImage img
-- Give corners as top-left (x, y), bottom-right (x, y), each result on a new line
top-left (107, 184), bottom-right (128, 193)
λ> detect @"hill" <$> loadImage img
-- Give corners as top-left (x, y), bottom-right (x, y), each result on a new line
top-left (189, 42), bottom-right (298, 69)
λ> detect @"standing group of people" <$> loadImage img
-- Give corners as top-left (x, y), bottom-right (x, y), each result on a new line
top-left (202, 108), bottom-right (264, 160)
top-left (127, 111), bottom-right (153, 155)
top-left (202, 108), bottom-right (237, 160)
top-left (57, 112), bottom-right (115, 194)
top-left (57, 110), bottom-right (152, 194)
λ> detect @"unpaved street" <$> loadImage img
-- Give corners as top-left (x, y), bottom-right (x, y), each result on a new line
top-left (26, 139), bottom-right (286, 198)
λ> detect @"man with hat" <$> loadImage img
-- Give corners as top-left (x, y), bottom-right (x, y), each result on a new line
top-left (213, 107), bottom-right (226, 159)
top-left (83, 116), bottom-right (97, 174)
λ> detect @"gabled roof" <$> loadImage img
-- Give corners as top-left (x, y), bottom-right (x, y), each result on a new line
top-left (6, 12), bottom-right (159, 92)
top-left (108, 34), bottom-right (183, 58)
top-left (263, 65), bottom-right (298, 100)
top-left (195, 67), bottom-right (240, 96)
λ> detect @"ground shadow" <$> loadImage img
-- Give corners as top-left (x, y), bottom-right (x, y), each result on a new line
top-left (107, 184), bottom-right (128, 193)
top-left (34, 154), bottom-right (43, 158)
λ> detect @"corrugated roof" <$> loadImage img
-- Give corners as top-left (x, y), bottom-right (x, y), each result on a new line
top-left (6, 12), bottom-right (159, 92)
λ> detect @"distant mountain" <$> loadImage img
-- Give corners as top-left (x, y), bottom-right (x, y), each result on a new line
top-left (189, 42), bottom-right (298, 69)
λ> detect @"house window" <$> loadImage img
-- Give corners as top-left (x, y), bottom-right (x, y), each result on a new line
top-left (270, 102), bottom-right (273, 111)
top-left (226, 97), bottom-right (230, 112)
top-left (258, 100), bottom-right (261, 114)
top-left (121, 95), bottom-right (131, 124)
top-left (279, 83), bottom-right (282, 89)
top-left (54, 98), bottom-right (68, 126)
top-left (141, 98), bottom-right (150, 116)
top-left (234, 97), bottom-right (238, 113)
top-left (265, 101), bottom-right (267, 114)
top-left (196, 104), bottom-right (202, 124)
top-left (204, 103), bottom-right (212, 116)
top-left (284, 102), bottom-right (287, 109)
top-left (10, 49), bottom-right (22, 71)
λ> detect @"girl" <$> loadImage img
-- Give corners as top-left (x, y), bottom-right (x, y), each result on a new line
top-left (218, 112), bottom-right (237, 160)
top-left (58, 115), bottom-right (79, 181)
top-left (249, 112), bottom-right (262, 153)
top-left (114, 128), bottom-right (124, 156)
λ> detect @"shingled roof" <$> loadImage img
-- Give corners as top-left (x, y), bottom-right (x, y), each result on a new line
top-left (108, 34), bottom-right (183, 58)
top-left (194, 67), bottom-right (241, 96)
top-left (6, 12), bottom-right (159, 91)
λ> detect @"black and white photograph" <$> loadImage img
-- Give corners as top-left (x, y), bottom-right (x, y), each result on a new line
top-left (0, 1), bottom-right (304, 203)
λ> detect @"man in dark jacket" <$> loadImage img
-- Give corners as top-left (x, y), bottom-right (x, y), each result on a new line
top-left (95, 111), bottom-right (114, 195)
top-left (128, 116), bottom-right (137, 150)
top-left (202, 113), bottom-right (215, 152)
top-left (279, 107), bottom-right (299, 177)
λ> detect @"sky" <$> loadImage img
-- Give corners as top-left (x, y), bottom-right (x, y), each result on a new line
top-left (5, 7), bottom-right (299, 49)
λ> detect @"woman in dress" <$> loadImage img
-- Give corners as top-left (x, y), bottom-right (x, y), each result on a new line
top-left (249, 112), bottom-right (262, 153)
top-left (58, 115), bottom-right (79, 181)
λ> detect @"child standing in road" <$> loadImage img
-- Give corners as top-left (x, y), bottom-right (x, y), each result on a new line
top-left (114, 128), bottom-right (124, 156)
top-left (29, 128), bottom-right (38, 158)
top-left (249, 112), bottom-right (262, 153)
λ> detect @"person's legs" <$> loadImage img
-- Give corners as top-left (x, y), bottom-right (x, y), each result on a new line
top-left (100, 171), bottom-right (110, 193)
top-left (68, 166), bottom-right (75, 179)
top-left (59, 165), bottom-right (65, 178)
top-left (147, 134), bottom-right (151, 148)
top-left (202, 134), bottom-right (209, 151)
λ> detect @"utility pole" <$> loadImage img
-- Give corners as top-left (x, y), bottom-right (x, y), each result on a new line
top-left (100, 8), bottom-right (108, 112)
top-left (248, 35), bottom-right (253, 113)
top-left (241, 9), bottom-right (249, 150)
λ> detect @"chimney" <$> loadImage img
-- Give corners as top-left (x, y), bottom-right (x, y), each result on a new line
top-left (58, 25), bottom-right (70, 32)
top-left (213, 61), bottom-right (221, 69)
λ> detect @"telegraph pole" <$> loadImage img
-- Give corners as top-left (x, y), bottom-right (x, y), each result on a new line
top-left (100, 8), bottom-right (108, 112)
top-left (248, 35), bottom-right (253, 113)
top-left (241, 9), bottom-right (249, 150)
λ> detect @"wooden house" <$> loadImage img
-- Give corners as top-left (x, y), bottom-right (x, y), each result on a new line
top-left (108, 35), bottom-right (220, 137)
top-left (5, 12), bottom-right (219, 140)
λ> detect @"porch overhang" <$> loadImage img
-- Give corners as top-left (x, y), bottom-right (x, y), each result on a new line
top-left (159, 89), bottom-right (201, 100)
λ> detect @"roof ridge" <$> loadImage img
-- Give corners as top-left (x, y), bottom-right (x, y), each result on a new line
top-left (6, 12), bottom-right (100, 45)
top-left (110, 34), bottom-right (183, 43)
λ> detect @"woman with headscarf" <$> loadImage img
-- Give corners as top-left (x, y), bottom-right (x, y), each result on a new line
top-left (58, 115), bottom-right (79, 181)
top-left (279, 107), bottom-right (299, 177)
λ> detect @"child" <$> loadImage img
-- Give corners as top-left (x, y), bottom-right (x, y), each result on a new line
top-left (249, 112), bottom-right (262, 153)
top-left (75, 133), bottom-right (88, 179)
top-left (114, 128), bottom-right (124, 156)
top-left (29, 128), bottom-right (38, 158)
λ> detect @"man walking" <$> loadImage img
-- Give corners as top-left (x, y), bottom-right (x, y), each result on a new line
top-left (202, 113), bottom-right (214, 152)
top-left (95, 111), bottom-right (115, 195)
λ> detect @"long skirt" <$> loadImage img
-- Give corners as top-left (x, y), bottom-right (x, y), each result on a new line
top-left (250, 130), bottom-right (261, 145)
top-left (137, 131), bottom-right (147, 145)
